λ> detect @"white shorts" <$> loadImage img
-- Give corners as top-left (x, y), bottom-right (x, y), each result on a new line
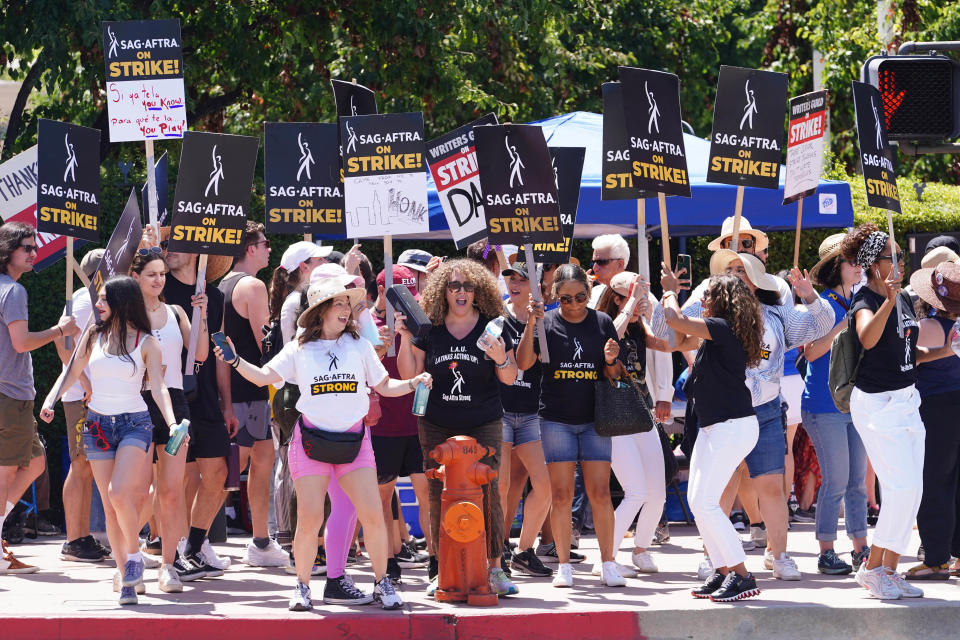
top-left (781, 374), bottom-right (803, 426)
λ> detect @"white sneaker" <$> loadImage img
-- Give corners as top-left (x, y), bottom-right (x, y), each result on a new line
top-left (552, 562), bottom-right (574, 588)
top-left (112, 570), bottom-right (146, 594)
top-left (741, 537), bottom-right (756, 552)
top-left (772, 553), bottom-right (801, 580)
top-left (142, 554), bottom-right (161, 570)
top-left (199, 539), bottom-right (232, 570)
top-left (857, 564), bottom-right (900, 599)
top-left (374, 577), bottom-right (404, 609)
top-left (750, 525), bottom-right (767, 547)
top-left (631, 550), bottom-right (658, 573)
top-left (244, 539), bottom-right (288, 567)
top-left (763, 549), bottom-right (774, 570)
top-left (600, 561), bottom-right (627, 586)
top-left (158, 564), bottom-right (183, 593)
top-left (886, 569), bottom-right (923, 598)
top-left (697, 556), bottom-right (714, 581)
top-left (591, 561), bottom-right (636, 578)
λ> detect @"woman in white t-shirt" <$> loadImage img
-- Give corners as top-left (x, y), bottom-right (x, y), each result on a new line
top-left (214, 278), bottom-right (431, 613)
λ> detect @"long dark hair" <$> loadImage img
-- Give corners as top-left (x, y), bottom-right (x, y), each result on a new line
top-left (94, 276), bottom-right (153, 369)
top-left (269, 266), bottom-right (303, 322)
top-left (702, 274), bottom-right (765, 368)
top-left (596, 286), bottom-right (646, 339)
top-left (0, 222), bottom-right (35, 274)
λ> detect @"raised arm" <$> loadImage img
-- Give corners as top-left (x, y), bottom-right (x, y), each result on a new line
top-left (213, 335), bottom-right (284, 387)
top-left (395, 313), bottom-right (426, 379)
top-left (39, 326), bottom-right (95, 420)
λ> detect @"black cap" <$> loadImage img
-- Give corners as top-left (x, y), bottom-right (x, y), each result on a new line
top-left (501, 261), bottom-right (530, 280)
top-left (925, 235), bottom-right (960, 255)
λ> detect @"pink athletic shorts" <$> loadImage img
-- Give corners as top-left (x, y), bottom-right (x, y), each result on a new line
top-left (287, 418), bottom-right (376, 482)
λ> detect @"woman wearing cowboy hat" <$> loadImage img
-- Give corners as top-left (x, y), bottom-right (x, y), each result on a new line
top-left (799, 234), bottom-right (870, 576)
top-left (214, 277), bottom-right (432, 612)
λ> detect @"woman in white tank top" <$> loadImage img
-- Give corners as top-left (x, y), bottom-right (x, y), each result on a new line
top-left (130, 248), bottom-right (208, 589)
top-left (41, 275), bottom-right (178, 606)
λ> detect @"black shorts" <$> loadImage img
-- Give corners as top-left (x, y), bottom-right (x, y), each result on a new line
top-left (144, 388), bottom-right (191, 446)
top-left (187, 418), bottom-right (232, 462)
top-left (372, 434), bottom-right (424, 485)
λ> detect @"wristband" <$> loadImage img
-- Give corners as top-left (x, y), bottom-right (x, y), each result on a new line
top-left (662, 290), bottom-right (677, 299)
top-left (408, 379), bottom-right (416, 390)
top-left (495, 359), bottom-right (511, 370)
top-left (58, 326), bottom-right (63, 337)
top-left (231, 357), bottom-right (241, 369)
top-left (605, 359), bottom-right (617, 366)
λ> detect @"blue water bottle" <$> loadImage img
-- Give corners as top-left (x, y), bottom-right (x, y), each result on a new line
top-left (411, 382), bottom-right (430, 416)
top-left (164, 419), bottom-right (191, 456)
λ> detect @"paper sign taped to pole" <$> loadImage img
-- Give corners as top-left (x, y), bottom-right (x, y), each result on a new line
top-left (426, 113), bottom-right (498, 249)
top-left (341, 112), bottom-right (429, 238)
top-left (102, 19), bottom-right (186, 142)
top-left (36, 119), bottom-right (101, 242)
top-left (783, 91), bottom-right (828, 204)
top-left (852, 81), bottom-right (901, 214)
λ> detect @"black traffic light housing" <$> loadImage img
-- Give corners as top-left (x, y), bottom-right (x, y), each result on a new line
top-left (862, 51), bottom-right (960, 141)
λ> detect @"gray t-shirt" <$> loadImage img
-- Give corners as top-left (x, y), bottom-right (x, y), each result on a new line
top-left (0, 273), bottom-right (35, 400)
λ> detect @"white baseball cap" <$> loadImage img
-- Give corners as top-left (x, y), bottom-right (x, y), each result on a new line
top-left (279, 241), bottom-right (333, 271)
top-left (398, 249), bottom-right (433, 273)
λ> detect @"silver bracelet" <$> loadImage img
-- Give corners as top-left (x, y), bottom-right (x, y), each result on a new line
top-left (495, 359), bottom-right (511, 370)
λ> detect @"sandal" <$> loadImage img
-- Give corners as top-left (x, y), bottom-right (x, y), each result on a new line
top-left (904, 562), bottom-right (951, 580)
top-left (949, 560), bottom-right (960, 576)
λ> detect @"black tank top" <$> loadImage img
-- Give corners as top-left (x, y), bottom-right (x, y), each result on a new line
top-left (219, 272), bottom-right (268, 401)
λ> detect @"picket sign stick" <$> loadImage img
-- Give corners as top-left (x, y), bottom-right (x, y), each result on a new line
top-left (64, 236), bottom-right (74, 350)
top-left (303, 233), bottom-right (311, 242)
top-left (657, 191), bottom-right (671, 270)
top-left (73, 262), bottom-right (90, 288)
top-left (495, 246), bottom-right (510, 273)
top-left (884, 210), bottom-right (905, 337)
top-left (636, 199), bottom-right (649, 278)
top-left (183, 254), bottom-right (208, 377)
top-left (792, 199), bottom-right (804, 268)
top-left (384, 235), bottom-right (395, 357)
top-left (523, 243), bottom-right (550, 364)
top-left (144, 140), bottom-right (159, 232)
top-left (730, 185), bottom-right (745, 252)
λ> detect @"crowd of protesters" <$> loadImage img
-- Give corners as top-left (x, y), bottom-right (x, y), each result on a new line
top-left (2, 215), bottom-right (960, 608)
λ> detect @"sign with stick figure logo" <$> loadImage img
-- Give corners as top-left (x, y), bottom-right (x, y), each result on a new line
top-left (600, 82), bottom-right (651, 201)
top-left (36, 119), bottom-right (101, 242)
top-left (852, 81), bottom-right (901, 214)
top-left (520, 146), bottom-right (584, 263)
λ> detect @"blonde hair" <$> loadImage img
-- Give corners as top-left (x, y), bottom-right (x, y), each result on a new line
top-left (419, 258), bottom-right (504, 325)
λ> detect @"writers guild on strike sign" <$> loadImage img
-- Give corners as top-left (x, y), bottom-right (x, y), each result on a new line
top-left (168, 130), bottom-right (260, 256)
top-left (264, 122), bottom-right (346, 236)
top-left (707, 66), bottom-right (788, 190)
top-left (783, 90), bottom-right (828, 205)
top-left (474, 124), bottom-right (563, 247)
top-left (426, 113), bottom-right (498, 249)
top-left (852, 81), bottom-right (901, 214)
top-left (36, 119), bottom-right (101, 242)
top-left (619, 67), bottom-right (691, 198)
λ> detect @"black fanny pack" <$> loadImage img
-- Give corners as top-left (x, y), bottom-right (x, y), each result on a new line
top-left (299, 418), bottom-right (364, 464)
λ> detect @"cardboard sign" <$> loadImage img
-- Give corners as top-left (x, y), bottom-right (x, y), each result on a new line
top-left (331, 80), bottom-right (378, 119)
top-left (601, 82), bottom-right (648, 200)
top-left (852, 81), bottom-right (901, 213)
top-left (140, 150), bottom-right (168, 226)
top-left (474, 124), bottom-right (562, 246)
top-left (341, 112), bottom-right (429, 238)
top-left (36, 119), bottom-right (101, 242)
top-left (525, 147), bottom-right (584, 263)
top-left (88, 189), bottom-right (143, 308)
top-left (619, 68), bottom-right (691, 197)
top-left (707, 66), bottom-right (788, 189)
top-left (102, 19), bottom-right (186, 142)
top-left (426, 113), bottom-right (498, 249)
top-left (783, 91), bottom-right (828, 204)
top-left (168, 130), bottom-right (260, 255)
top-left (264, 122), bottom-right (345, 236)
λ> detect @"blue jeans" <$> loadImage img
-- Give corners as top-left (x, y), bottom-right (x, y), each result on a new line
top-left (801, 409), bottom-right (868, 542)
top-left (540, 420), bottom-right (611, 463)
top-left (82, 410), bottom-right (153, 461)
top-left (744, 398), bottom-right (786, 478)
top-left (502, 412), bottom-right (541, 446)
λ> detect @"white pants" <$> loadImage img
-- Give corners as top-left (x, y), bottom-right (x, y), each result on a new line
top-left (688, 415), bottom-right (760, 569)
top-left (850, 385), bottom-right (925, 555)
top-left (611, 429), bottom-right (666, 551)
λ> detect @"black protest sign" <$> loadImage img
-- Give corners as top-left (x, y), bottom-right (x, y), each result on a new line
top-left (619, 68), bottom-right (691, 197)
top-left (852, 81), bottom-right (900, 213)
top-left (36, 119), bottom-right (101, 242)
top-left (341, 112), bottom-right (429, 237)
top-left (331, 80), bottom-right (378, 118)
top-left (601, 82), bottom-right (647, 200)
top-left (426, 113), bottom-right (498, 249)
top-left (265, 122), bottom-right (345, 236)
top-left (141, 151), bottom-right (168, 225)
top-left (707, 66), bottom-right (788, 189)
top-left (168, 131), bottom-right (260, 255)
top-left (102, 20), bottom-right (183, 81)
top-left (474, 124), bottom-right (562, 246)
top-left (526, 147), bottom-right (585, 263)
top-left (783, 91), bottom-right (828, 204)
top-left (88, 189), bottom-right (143, 306)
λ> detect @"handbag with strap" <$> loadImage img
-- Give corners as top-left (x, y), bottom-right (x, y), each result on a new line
top-left (828, 312), bottom-right (863, 413)
top-left (594, 362), bottom-right (657, 437)
top-left (299, 417), bottom-right (365, 465)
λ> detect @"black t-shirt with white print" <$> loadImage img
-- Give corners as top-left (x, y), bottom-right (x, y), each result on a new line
top-left (412, 314), bottom-right (513, 430)
top-left (537, 307), bottom-right (618, 425)
top-left (850, 287), bottom-right (919, 393)
top-left (499, 312), bottom-right (542, 414)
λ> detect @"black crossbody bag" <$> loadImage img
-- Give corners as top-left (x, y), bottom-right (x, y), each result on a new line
top-left (299, 417), bottom-right (365, 464)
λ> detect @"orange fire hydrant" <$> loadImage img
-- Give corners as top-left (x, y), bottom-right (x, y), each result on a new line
top-left (425, 435), bottom-right (499, 606)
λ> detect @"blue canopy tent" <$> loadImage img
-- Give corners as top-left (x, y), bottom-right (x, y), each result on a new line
top-left (418, 111), bottom-right (853, 240)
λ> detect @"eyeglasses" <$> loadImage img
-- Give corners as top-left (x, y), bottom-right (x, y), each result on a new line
top-left (723, 237), bottom-right (755, 250)
top-left (254, 239), bottom-right (271, 249)
top-left (592, 258), bottom-right (618, 267)
top-left (137, 246), bottom-right (163, 257)
top-left (87, 421), bottom-right (109, 451)
top-left (876, 251), bottom-right (905, 262)
top-left (18, 243), bottom-right (38, 254)
top-left (446, 281), bottom-right (476, 293)
top-left (559, 291), bottom-right (588, 305)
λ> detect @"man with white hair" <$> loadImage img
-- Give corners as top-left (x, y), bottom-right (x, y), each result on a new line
top-left (589, 234), bottom-right (631, 308)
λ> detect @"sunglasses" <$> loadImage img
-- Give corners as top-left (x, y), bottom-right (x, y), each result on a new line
top-left (137, 246), bottom-right (163, 257)
top-left (876, 251), bottom-right (905, 262)
top-left (723, 237), bottom-right (755, 250)
top-left (87, 421), bottom-right (109, 451)
top-left (592, 258), bottom-right (618, 267)
top-left (559, 291), bottom-right (588, 305)
top-left (254, 239), bottom-right (271, 249)
top-left (19, 243), bottom-right (38, 254)
top-left (446, 281), bottom-right (476, 293)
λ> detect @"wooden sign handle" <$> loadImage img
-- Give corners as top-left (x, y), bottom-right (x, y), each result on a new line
top-left (183, 254), bottom-right (208, 377)
top-left (730, 186), bottom-right (745, 253)
top-left (524, 243), bottom-right (550, 364)
top-left (657, 192), bottom-right (671, 270)
top-left (64, 236), bottom-right (74, 350)
top-left (144, 139), bottom-right (159, 233)
top-left (792, 199), bottom-right (804, 268)
top-left (884, 211), bottom-right (905, 337)
top-left (384, 235), bottom-right (395, 357)
top-left (636, 199), bottom-right (649, 279)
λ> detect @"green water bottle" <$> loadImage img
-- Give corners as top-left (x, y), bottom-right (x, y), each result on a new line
top-left (411, 382), bottom-right (429, 416)
top-left (164, 419), bottom-right (191, 456)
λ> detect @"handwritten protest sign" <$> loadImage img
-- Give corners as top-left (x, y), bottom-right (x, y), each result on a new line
top-left (783, 91), bottom-right (828, 204)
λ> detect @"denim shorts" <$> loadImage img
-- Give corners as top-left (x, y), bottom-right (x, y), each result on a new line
top-left (502, 412), bottom-right (542, 446)
top-left (743, 397), bottom-right (787, 478)
top-left (82, 410), bottom-right (154, 461)
top-left (540, 419), bottom-right (611, 463)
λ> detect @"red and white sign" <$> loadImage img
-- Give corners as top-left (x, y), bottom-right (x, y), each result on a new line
top-left (783, 90), bottom-right (828, 204)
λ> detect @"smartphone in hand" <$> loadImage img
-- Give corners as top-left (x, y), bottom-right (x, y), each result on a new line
top-left (675, 254), bottom-right (692, 288)
top-left (212, 331), bottom-right (236, 362)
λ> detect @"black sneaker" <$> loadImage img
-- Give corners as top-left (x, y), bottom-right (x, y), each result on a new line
top-left (386, 556), bottom-right (402, 584)
top-left (817, 549), bottom-right (853, 575)
top-left (396, 541), bottom-right (428, 568)
top-left (2, 514), bottom-right (24, 545)
top-left (142, 536), bottom-right (162, 555)
top-left (428, 555), bottom-right (439, 581)
top-left (511, 548), bottom-right (553, 577)
top-left (323, 575), bottom-right (374, 605)
top-left (24, 514), bottom-right (61, 537)
top-left (500, 542), bottom-right (513, 577)
top-left (709, 572), bottom-right (760, 602)
top-left (412, 536), bottom-right (427, 551)
top-left (92, 536), bottom-right (112, 559)
top-left (186, 551), bottom-right (224, 578)
top-left (851, 545), bottom-right (870, 571)
top-left (173, 553), bottom-right (207, 582)
top-left (535, 542), bottom-right (585, 564)
top-left (730, 511), bottom-right (748, 532)
top-left (61, 537), bottom-right (103, 562)
top-left (692, 570), bottom-right (726, 599)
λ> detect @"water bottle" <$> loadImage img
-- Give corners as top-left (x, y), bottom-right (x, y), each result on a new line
top-left (411, 382), bottom-right (430, 416)
top-left (164, 419), bottom-right (191, 456)
top-left (950, 319), bottom-right (960, 358)
top-left (356, 310), bottom-right (384, 346)
top-left (476, 316), bottom-right (505, 351)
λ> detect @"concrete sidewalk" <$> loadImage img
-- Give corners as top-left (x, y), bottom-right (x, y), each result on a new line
top-left (2, 521), bottom-right (958, 639)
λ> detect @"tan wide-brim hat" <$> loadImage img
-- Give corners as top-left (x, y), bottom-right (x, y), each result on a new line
top-left (297, 279), bottom-right (367, 328)
top-left (158, 227), bottom-right (233, 283)
top-left (706, 216), bottom-right (769, 252)
top-left (911, 261), bottom-right (960, 314)
top-left (709, 249), bottom-right (779, 292)
top-left (921, 246), bottom-right (960, 270)
top-left (809, 233), bottom-right (848, 286)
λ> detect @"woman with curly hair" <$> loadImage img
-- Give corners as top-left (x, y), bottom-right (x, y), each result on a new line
top-left (662, 274), bottom-right (765, 602)
top-left (517, 264), bottom-right (623, 589)
top-left (396, 258), bottom-right (520, 598)
top-left (841, 223), bottom-right (954, 599)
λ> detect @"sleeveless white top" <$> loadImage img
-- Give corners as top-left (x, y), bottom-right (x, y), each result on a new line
top-left (151, 305), bottom-right (184, 389)
top-left (88, 332), bottom-right (149, 416)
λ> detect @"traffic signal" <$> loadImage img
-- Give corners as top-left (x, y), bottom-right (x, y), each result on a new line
top-left (862, 54), bottom-right (960, 140)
